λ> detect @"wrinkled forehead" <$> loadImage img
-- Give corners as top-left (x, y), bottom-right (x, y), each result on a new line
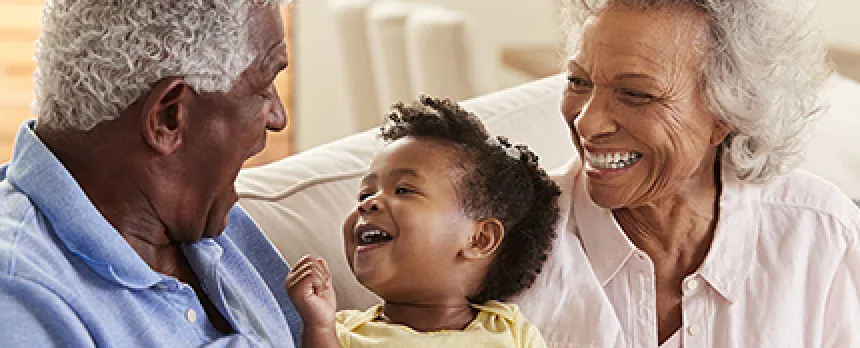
top-left (573, 6), bottom-right (711, 71)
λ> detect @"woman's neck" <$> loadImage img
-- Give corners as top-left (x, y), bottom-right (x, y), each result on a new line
top-left (613, 160), bottom-right (723, 259)
top-left (380, 300), bottom-right (477, 332)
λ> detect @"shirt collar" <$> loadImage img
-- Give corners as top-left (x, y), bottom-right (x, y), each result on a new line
top-left (567, 157), bottom-right (759, 303)
top-left (564, 159), bottom-right (636, 288)
top-left (6, 120), bottom-right (163, 288)
top-left (696, 167), bottom-right (761, 303)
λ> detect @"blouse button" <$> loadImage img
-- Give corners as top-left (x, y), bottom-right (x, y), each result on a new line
top-left (185, 309), bottom-right (197, 323)
top-left (687, 324), bottom-right (699, 336)
top-left (684, 278), bottom-right (699, 292)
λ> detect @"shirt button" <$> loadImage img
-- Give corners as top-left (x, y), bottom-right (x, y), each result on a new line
top-left (685, 278), bottom-right (699, 292)
top-left (687, 324), bottom-right (699, 336)
top-left (185, 309), bottom-right (197, 323)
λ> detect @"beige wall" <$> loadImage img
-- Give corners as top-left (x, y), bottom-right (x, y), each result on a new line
top-left (817, 0), bottom-right (860, 50)
top-left (294, 0), bottom-right (860, 152)
top-left (293, 0), bottom-right (560, 151)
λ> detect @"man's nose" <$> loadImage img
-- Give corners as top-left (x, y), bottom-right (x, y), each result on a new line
top-left (266, 84), bottom-right (287, 131)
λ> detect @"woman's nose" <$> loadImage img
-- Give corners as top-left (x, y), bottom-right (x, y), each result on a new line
top-left (574, 91), bottom-right (618, 141)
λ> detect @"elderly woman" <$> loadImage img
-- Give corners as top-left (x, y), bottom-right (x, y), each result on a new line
top-left (516, 0), bottom-right (859, 347)
top-left (0, 0), bottom-right (301, 346)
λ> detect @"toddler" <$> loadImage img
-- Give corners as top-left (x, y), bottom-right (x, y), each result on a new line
top-left (286, 95), bottom-right (561, 347)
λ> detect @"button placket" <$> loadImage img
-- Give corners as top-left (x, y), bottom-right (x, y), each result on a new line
top-left (680, 274), bottom-right (709, 347)
top-left (632, 255), bottom-right (659, 347)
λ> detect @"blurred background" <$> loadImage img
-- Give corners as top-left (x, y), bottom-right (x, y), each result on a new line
top-left (1, 0), bottom-right (858, 166)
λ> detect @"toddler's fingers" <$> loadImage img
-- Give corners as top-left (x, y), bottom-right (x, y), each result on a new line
top-left (285, 267), bottom-right (314, 289)
top-left (293, 254), bottom-right (315, 269)
top-left (286, 258), bottom-right (319, 289)
top-left (316, 257), bottom-right (332, 286)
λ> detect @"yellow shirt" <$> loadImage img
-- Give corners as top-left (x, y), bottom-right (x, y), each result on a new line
top-left (335, 301), bottom-right (547, 348)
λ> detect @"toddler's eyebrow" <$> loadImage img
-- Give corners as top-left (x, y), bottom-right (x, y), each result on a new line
top-left (360, 168), bottom-right (422, 185)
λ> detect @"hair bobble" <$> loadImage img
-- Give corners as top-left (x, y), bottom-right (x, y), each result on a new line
top-left (486, 136), bottom-right (521, 160)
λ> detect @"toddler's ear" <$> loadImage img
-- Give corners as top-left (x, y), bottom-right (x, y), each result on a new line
top-left (460, 218), bottom-right (504, 260)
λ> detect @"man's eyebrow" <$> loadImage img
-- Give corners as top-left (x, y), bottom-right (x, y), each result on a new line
top-left (260, 40), bottom-right (288, 69)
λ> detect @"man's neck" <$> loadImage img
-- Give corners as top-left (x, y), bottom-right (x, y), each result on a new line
top-left (35, 122), bottom-right (179, 274)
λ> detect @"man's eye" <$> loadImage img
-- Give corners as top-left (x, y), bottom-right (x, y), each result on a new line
top-left (566, 77), bottom-right (593, 93)
top-left (258, 84), bottom-right (277, 100)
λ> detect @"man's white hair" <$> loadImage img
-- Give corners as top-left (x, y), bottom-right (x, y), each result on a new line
top-left (561, 0), bottom-right (831, 182)
top-left (34, 0), bottom-right (282, 131)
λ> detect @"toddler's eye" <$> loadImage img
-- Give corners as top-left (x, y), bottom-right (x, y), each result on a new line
top-left (358, 192), bottom-right (373, 201)
top-left (395, 187), bottom-right (414, 195)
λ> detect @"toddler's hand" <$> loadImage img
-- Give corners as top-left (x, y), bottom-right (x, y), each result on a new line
top-left (285, 254), bottom-right (337, 329)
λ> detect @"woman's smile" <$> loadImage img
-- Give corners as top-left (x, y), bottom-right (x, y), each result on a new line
top-left (582, 147), bottom-right (644, 180)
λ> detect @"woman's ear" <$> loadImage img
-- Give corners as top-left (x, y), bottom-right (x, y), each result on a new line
top-left (710, 118), bottom-right (734, 146)
top-left (141, 77), bottom-right (192, 155)
top-left (460, 218), bottom-right (505, 261)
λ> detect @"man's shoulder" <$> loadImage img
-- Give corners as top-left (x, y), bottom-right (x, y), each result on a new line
top-left (0, 179), bottom-right (73, 285)
top-left (1, 180), bottom-right (39, 275)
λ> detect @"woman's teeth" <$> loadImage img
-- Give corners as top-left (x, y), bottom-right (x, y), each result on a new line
top-left (586, 151), bottom-right (643, 169)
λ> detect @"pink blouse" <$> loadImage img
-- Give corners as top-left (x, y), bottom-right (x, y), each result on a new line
top-left (516, 158), bottom-right (859, 348)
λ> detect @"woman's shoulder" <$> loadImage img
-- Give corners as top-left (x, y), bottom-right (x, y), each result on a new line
top-left (756, 170), bottom-right (857, 216)
top-left (744, 169), bottom-right (859, 243)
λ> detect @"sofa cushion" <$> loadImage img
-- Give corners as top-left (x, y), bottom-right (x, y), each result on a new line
top-left (798, 74), bottom-right (860, 198)
top-left (236, 73), bottom-right (860, 310)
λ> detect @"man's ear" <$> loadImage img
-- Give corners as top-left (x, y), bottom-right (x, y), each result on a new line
top-left (141, 77), bottom-right (192, 155)
top-left (460, 218), bottom-right (505, 261)
top-left (710, 118), bottom-right (734, 146)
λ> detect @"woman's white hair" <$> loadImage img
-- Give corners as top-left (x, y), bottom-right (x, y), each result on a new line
top-left (561, 0), bottom-right (832, 182)
top-left (34, 0), bottom-right (282, 131)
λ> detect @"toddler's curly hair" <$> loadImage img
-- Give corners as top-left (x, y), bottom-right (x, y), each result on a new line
top-left (379, 95), bottom-right (561, 303)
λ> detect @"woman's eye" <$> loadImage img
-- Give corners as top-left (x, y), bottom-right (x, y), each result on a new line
top-left (617, 88), bottom-right (657, 106)
top-left (566, 76), bottom-right (593, 93)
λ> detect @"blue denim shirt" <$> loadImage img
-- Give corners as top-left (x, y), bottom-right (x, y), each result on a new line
top-left (0, 121), bottom-right (301, 347)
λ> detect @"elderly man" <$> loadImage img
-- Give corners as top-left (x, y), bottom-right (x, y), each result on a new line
top-left (0, 0), bottom-right (300, 346)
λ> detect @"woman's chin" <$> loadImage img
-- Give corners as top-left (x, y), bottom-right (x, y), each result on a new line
top-left (587, 187), bottom-right (631, 210)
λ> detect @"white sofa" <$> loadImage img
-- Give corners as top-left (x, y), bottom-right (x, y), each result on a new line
top-left (235, 73), bottom-right (860, 310)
